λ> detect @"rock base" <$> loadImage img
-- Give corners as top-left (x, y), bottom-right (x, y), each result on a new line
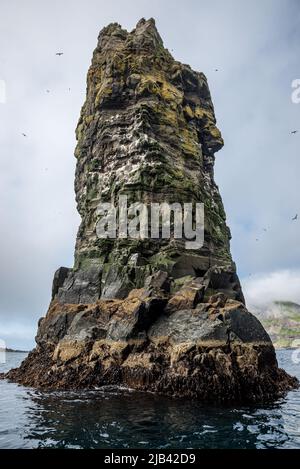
top-left (2, 274), bottom-right (298, 404)
top-left (4, 341), bottom-right (297, 404)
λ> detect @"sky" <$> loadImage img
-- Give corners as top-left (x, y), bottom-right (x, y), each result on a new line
top-left (0, 0), bottom-right (299, 349)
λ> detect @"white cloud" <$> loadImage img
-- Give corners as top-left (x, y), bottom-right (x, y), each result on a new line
top-left (242, 270), bottom-right (300, 308)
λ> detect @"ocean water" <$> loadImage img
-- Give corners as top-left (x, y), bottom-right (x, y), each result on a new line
top-left (0, 349), bottom-right (299, 449)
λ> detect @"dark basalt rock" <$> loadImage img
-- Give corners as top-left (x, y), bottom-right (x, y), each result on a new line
top-left (51, 267), bottom-right (71, 300)
top-left (2, 18), bottom-right (298, 402)
top-left (149, 302), bottom-right (271, 344)
top-left (56, 266), bottom-right (102, 304)
top-left (3, 287), bottom-right (298, 402)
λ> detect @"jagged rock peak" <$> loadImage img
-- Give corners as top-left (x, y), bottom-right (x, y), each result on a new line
top-left (97, 18), bottom-right (164, 51)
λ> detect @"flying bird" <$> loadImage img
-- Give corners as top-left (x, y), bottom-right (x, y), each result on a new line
top-left (22, 133), bottom-right (27, 137)
top-left (292, 214), bottom-right (298, 221)
top-left (291, 130), bottom-right (298, 134)
top-left (56, 52), bottom-right (64, 56)
top-left (215, 69), bottom-right (219, 72)
top-left (46, 89), bottom-right (50, 93)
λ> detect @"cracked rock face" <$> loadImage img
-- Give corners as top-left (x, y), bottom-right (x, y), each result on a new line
top-left (2, 18), bottom-right (298, 402)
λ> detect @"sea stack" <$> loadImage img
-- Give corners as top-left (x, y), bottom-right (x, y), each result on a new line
top-left (5, 18), bottom-right (298, 402)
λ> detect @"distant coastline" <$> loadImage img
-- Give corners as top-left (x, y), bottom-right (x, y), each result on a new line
top-left (0, 348), bottom-right (28, 353)
top-left (253, 301), bottom-right (300, 349)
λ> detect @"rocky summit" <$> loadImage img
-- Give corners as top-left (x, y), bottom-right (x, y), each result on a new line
top-left (3, 18), bottom-right (298, 402)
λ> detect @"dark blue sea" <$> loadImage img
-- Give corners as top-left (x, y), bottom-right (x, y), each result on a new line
top-left (0, 349), bottom-right (299, 449)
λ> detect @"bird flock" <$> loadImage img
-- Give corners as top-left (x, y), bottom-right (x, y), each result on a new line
top-left (21, 51), bottom-right (71, 138)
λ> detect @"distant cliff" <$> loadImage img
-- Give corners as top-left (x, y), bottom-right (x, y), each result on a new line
top-left (0, 348), bottom-right (28, 353)
top-left (253, 301), bottom-right (300, 349)
top-left (2, 18), bottom-right (298, 402)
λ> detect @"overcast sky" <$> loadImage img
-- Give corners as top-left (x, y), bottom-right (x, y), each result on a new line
top-left (0, 0), bottom-right (299, 349)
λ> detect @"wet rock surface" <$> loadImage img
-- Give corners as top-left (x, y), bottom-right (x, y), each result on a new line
top-left (4, 276), bottom-right (298, 402)
top-left (2, 18), bottom-right (298, 402)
